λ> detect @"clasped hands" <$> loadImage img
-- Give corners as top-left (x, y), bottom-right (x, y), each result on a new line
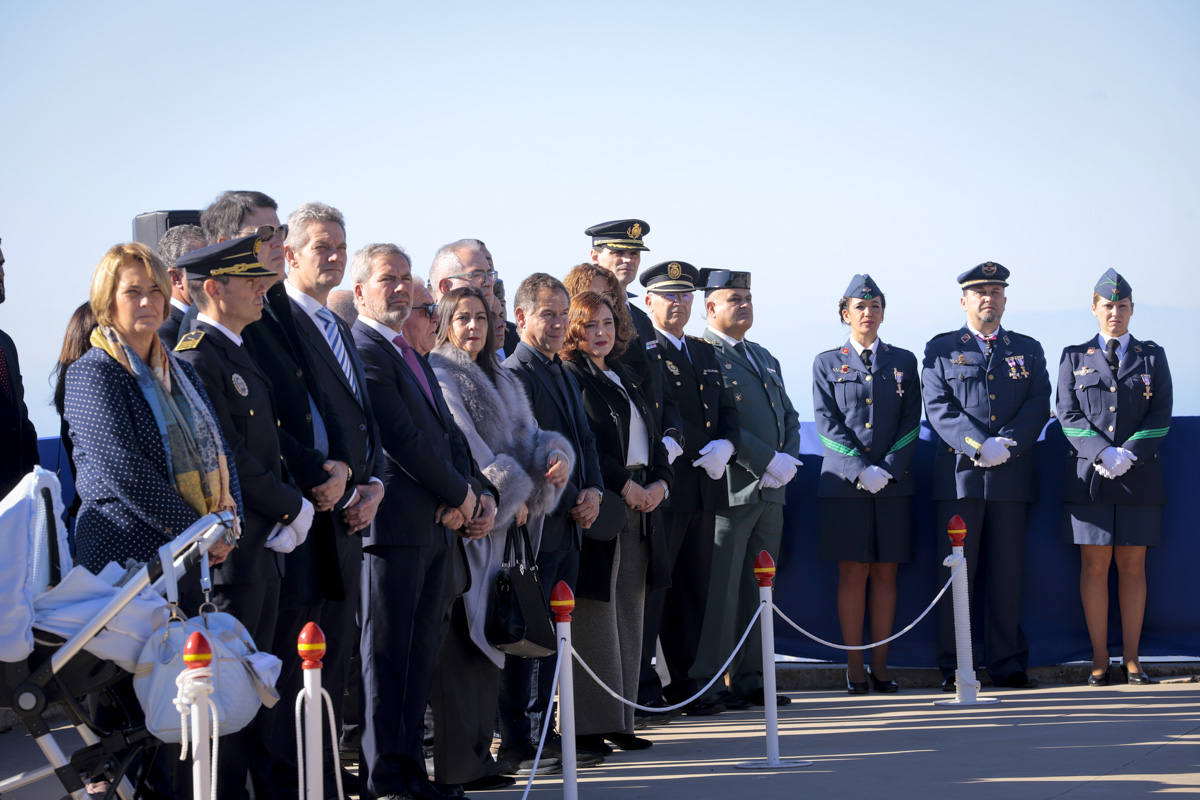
top-left (623, 479), bottom-right (666, 513)
top-left (972, 437), bottom-right (1018, 468)
top-left (1095, 446), bottom-right (1138, 479)
top-left (761, 451), bottom-right (803, 489)
top-left (437, 487), bottom-right (497, 540)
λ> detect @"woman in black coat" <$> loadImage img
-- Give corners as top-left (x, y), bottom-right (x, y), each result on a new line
top-left (561, 290), bottom-right (672, 754)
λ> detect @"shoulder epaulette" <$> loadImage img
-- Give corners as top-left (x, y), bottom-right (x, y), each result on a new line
top-left (174, 331), bottom-right (205, 352)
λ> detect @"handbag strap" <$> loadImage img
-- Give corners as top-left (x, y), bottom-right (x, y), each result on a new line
top-left (515, 524), bottom-right (537, 569)
top-left (158, 544), bottom-right (178, 606)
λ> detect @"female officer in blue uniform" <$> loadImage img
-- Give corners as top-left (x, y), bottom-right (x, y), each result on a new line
top-left (1057, 269), bottom-right (1172, 686)
top-left (813, 275), bottom-right (921, 693)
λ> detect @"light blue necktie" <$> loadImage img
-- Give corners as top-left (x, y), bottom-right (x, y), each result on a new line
top-left (316, 307), bottom-right (358, 396)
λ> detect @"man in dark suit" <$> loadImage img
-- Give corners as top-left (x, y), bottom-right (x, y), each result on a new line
top-left (498, 273), bottom-right (604, 770)
top-left (635, 262), bottom-right (739, 717)
top-left (155, 224), bottom-right (206, 349)
top-left (350, 242), bottom-right (494, 800)
top-left (0, 238), bottom-right (38, 497)
top-left (586, 219), bottom-right (683, 455)
top-left (693, 269), bottom-right (801, 709)
top-left (173, 235), bottom-right (314, 800)
top-left (921, 262), bottom-right (1050, 691)
top-left (493, 278), bottom-right (521, 358)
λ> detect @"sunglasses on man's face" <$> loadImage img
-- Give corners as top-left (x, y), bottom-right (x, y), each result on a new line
top-left (245, 224), bottom-right (289, 243)
top-left (415, 302), bottom-right (438, 318)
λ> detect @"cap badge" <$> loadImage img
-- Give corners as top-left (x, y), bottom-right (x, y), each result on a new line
top-left (232, 373), bottom-right (249, 397)
top-left (667, 262), bottom-right (682, 279)
top-left (627, 222), bottom-right (643, 239)
top-left (982, 263), bottom-right (997, 276)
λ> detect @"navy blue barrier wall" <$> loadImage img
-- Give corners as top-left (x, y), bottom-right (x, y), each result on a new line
top-left (776, 417), bottom-right (1199, 667)
top-left (37, 419), bottom-right (1200, 667)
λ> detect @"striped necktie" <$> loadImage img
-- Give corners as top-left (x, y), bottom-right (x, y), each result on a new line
top-left (316, 307), bottom-right (358, 396)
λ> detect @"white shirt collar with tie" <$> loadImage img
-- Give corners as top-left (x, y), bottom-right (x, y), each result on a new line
top-left (1097, 332), bottom-right (1131, 363)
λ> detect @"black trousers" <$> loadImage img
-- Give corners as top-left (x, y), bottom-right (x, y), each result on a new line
top-left (360, 541), bottom-right (449, 798)
top-left (262, 543), bottom-right (361, 800)
top-left (639, 509), bottom-right (715, 704)
top-left (935, 499), bottom-right (1030, 681)
top-left (431, 599), bottom-right (501, 784)
top-left (498, 543), bottom-right (578, 755)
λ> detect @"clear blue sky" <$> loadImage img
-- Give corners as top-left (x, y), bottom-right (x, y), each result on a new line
top-left (2, 0), bottom-right (1196, 436)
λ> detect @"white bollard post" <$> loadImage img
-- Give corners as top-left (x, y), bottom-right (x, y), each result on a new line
top-left (298, 622), bottom-right (328, 800)
top-left (551, 581), bottom-right (578, 800)
top-left (935, 515), bottom-right (999, 707)
top-left (736, 552), bottom-right (812, 770)
top-left (181, 631), bottom-right (214, 800)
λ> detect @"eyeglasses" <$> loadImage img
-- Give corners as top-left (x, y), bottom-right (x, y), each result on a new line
top-left (415, 302), bottom-right (438, 318)
top-left (447, 269), bottom-right (498, 285)
top-left (245, 224), bottom-right (288, 242)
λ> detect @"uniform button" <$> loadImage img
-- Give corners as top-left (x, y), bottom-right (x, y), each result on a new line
top-left (865, 376), bottom-right (872, 382)
top-left (989, 394), bottom-right (996, 400)
top-left (277, 419), bottom-right (282, 427)
top-left (988, 374), bottom-right (995, 381)
top-left (864, 422), bottom-right (872, 429)
top-left (675, 381), bottom-right (682, 387)
top-left (1108, 425), bottom-right (1114, 432)
top-left (249, 409), bottom-right (255, 416)
top-left (732, 380), bottom-right (738, 386)
top-left (1110, 386), bottom-right (1116, 392)
top-left (865, 398), bottom-right (872, 405)
top-left (706, 421), bottom-right (712, 428)
top-left (990, 415), bottom-right (997, 421)
top-left (1109, 406), bottom-right (1116, 412)
top-left (703, 403), bottom-right (709, 409)
top-left (283, 514), bottom-right (290, 521)
top-left (655, 402), bottom-right (660, 408)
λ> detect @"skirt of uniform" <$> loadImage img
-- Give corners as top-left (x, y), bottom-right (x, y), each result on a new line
top-left (818, 495), bottom-right (913, 563)
top-left (1064, 503), bottom-right (1162, 547)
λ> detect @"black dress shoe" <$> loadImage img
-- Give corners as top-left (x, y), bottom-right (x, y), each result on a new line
top-left (575, 734), bottom-right (614, 755)
top-left (678, 697), bottom-right (721, 715)
top-left (846, 670), bottom-right (869, 695)
top-left (940, 675), bottom-right (956, 692)
top-left (461, 774), bottom-right (516, 791)
top-left (997, 671), bottom-right (1039, 689)
top-left (715, 690), bottom-right (751, 710)
top-left (1087, 670), bottom-right (1111, 686)
top-left (743, 687), bottom-right (792, 707)
top-left (1121, 665), bottom-right (1158, 685)
top-left (604, 731), bottom-right (653, 750)
top-left (868, 670), bottom-right (899, 693)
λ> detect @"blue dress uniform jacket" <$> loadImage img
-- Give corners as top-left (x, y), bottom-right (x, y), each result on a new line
top-left (702, 332), bottom-right (801, 506)
top-left (65, 347), bottom-right (242, 573)
top-left (175, 323), bottom-right (302, 584)
top-left (813, 341), bottom-right (921, 498)
top-left (921, 326), bottom-right (1051, 501)
top-left (1056, 336), bottom-right (1172, 505)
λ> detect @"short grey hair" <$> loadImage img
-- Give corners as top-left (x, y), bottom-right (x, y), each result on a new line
top-left (514, 273), bottom-right (568, 315)
top-left (349, 242), bottom-right (409, 285)
top-left (157, 224), bottom-right (207, 270)
top-left (284, 202), bottom-right (345, 252)
top-left (429, 238), bottom-right (486, 290)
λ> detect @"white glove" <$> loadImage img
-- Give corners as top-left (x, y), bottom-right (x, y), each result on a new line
top-left (266, 498), bottom-right (314, 553)
top-left (856, 465), bottom-right (893, 494)
top-left (974, 436), bottom-right (1017, 468)
top-left (1097, 447), bottom-right (1138, 479)
top-left (1114, 447), bottom-right (1138, 476)
top-left (692, 439), bottom-right (735, 480)
top-left (760, 471), bottom-right (785, 490)
top-left (662, 435), bottom-right (684, 465)
top-left (766, 451), bottom-right (803, 484)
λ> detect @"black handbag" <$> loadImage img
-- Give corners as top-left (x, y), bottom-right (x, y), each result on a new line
top-left (485, 524), bottom-right (556, 658)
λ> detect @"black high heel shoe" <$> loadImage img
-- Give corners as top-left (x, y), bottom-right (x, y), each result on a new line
top-left (868, 668), bottom-right (899, 693)
top-left (1121, 664), bottom-right (1157, 685)
top-left (846, 670), bottom-right (869, 695)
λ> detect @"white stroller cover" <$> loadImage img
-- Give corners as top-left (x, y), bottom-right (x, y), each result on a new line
top-left (34, 563), bottom-right (166, 673)
top-left (0, 467), bottom-right (71, 663)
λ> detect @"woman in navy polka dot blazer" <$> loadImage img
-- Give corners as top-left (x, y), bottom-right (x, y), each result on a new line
top-left (64, 242), bottom-right (240, 574)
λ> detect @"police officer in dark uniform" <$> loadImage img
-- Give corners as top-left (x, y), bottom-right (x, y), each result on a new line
top-left (921, 262), bottom-right (1051, 691)
top-left (586, 219), bottom-right (684, 458)
top-left (813, 274), bottom-right (921, 693)
top-left (635, 261), bottom-right (739, 716)
top-left (174, 234), bottom-right (314, 799)
top-left (1056, 269), bottom-right (1172, 686)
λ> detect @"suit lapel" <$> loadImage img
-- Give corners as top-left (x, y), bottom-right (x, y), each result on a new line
top-left (291, 299), bottom-right (356, 399)
top-left (1118, 335), bottom-right (1146, 381)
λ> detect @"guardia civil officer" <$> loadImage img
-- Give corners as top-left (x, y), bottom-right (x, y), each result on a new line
top-left (174, 234), bottom-right (314, 800)
top-left (921, 262), bottom-right (1050, 691)
top-left (813, 275), bottom-right (920, 693)
top-left (1056, 269), bottom-right (1172, 686)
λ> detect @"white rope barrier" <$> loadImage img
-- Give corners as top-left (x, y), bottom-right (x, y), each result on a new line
top-left (772, 561), bottom-right (961, 651)
top-left (569, 603), bottom-right (766, 713)
top-left (520, 639), bottom-right (565, 800)
top-left (174, 662), bottom-right (219, 800)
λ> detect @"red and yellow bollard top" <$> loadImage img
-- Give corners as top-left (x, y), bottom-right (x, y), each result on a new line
top-left (183, 631), bottom-right (213, 670)
top-left (754, 550), bottom-right (776, 588)
top-left (550, 581), bottom-right (575, 623)
top-left (947, 514), bottom-right (967, 548)
top-left (297, 622), bottom-right (326, 670)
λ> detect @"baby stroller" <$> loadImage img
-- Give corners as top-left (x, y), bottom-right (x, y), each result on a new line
top-left (0, 467), bottom-right (235, 800)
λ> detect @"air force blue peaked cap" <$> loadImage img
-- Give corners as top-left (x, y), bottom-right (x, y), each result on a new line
top-left (957, 261), bottom-right (1010, 288)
